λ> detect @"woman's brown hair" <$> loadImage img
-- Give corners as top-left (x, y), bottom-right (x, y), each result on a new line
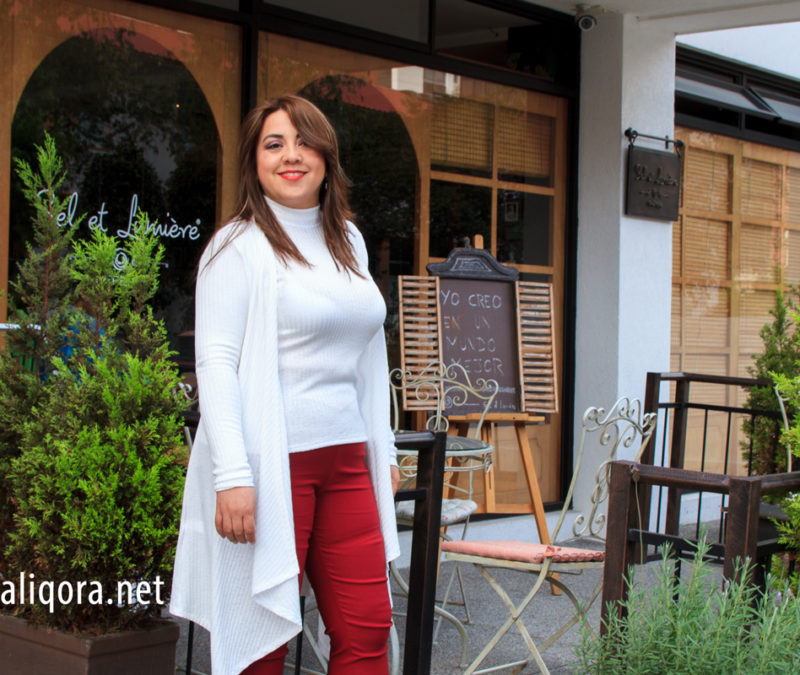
top-left (210, 95), bottom-right (362, 275)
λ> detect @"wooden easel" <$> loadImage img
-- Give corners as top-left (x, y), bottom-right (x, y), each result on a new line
top-left (449, 412), bottom-right (549, 545)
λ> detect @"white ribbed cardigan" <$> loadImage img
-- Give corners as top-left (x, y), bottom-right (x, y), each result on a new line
top-left (169, 219), bottom-right (401, 675)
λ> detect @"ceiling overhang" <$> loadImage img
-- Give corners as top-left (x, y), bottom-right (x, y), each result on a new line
top-left (525, 0), bottom-right (800, 34)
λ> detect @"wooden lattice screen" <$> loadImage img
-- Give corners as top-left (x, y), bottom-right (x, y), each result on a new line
top-left (516, 281), bottom-right (558, 414)
top-left (397, 276), bottom-right (442, 411)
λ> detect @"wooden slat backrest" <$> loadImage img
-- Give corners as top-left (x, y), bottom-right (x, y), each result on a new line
top-left (516, 281), bottom-right (558, 414)
top-left (398, 276), bottom-right (442, 411)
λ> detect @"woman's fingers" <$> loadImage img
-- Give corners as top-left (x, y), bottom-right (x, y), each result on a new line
top-left (215, 486), bottom-right (257, 543)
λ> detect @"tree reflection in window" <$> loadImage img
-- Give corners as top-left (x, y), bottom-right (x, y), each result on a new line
top-left (300, 75), bottom-right (417, 368)
top-left (430, 181), bottom-right (491, 258)
top-left (10, 28), bottom-right (218, 350)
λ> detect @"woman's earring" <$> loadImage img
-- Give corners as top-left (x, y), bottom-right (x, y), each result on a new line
top-left (322, 178), bottom-right (328, 191)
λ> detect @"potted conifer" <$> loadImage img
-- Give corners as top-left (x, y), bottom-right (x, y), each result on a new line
top-left (742, 288), bottom-right (800, 475)
top-left (0, 134), bottom-right (187, 673)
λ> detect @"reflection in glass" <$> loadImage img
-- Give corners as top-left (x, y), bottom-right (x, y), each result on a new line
top-left (10, 29), bottom-right (218, 348)
top-left (298, 75), bottom-right (416, 368)
top-left (434, 0), bottom-right (578, 85)
top-left (430, 181), bottom-right (491, 258)
top-left (265, 0), bottom-right (429, 43)
top-left (497, 191), bottom-right (550, 266)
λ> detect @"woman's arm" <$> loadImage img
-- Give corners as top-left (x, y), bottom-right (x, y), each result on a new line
top-left (195, 229), bottom-right (258, 541)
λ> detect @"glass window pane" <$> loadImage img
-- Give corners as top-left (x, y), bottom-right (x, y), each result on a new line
top-left (429, 181), bottom-right (490, 258)
top-left (258, 33), bottom-right (567, 508)
top-left (435, 0), bottom-right (578, 84)
top-left (497, 191), bottom-right (550, 266)
top-left (265, 0), bottom-right (429, 43)
top-left (10, 27), bottom-right (222, 348)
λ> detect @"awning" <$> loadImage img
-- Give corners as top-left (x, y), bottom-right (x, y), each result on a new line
top-left (752, 88), bottom-right (800, 127)
top-left (676, 75), bottom-right (777, 119)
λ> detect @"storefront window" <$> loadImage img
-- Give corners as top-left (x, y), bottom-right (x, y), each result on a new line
top-left (2, 1), bottom-right (241, 350)
top-left (259, 32), bottom-right (568, 507)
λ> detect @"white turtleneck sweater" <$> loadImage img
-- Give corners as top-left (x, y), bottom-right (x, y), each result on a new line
top-left (271, 198), bottom-right (388, 454)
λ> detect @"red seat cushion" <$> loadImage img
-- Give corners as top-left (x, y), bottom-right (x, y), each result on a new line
top-left (441, 539), bottom-right (604, 564)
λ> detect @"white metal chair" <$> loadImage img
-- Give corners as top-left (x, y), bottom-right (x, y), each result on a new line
top-left (442, 397), bottom-right (658, 674)
top-left (389, 360), bottom-right (498, 661)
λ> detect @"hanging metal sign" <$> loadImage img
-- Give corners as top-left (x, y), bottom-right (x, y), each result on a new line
top-left (624, 129), bottom-right (682, 221)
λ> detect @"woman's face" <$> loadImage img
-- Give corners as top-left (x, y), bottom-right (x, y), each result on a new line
top-left (256, 109), bottom-right (326, 209)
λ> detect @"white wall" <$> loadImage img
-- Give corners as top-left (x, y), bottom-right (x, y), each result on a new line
top-left (573, 13), bottom-right (675, 511)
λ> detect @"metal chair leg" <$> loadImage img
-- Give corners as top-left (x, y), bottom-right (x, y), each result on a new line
top-left (186, 620), bottom-right (194, 674)
top-left (294, 596), bottom-right (305, 675)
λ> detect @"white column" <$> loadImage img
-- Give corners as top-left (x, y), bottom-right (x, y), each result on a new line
top-left (573, 14), bottom-right (675, 503)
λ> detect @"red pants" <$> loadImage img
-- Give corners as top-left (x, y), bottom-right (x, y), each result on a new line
top-left (241, 442), bottom-right (392, 675)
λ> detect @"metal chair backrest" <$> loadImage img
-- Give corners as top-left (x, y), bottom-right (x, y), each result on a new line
top-left (551, 397), bottom-right (657, 544)
top-left (389, 360), bottom-right (499, 440)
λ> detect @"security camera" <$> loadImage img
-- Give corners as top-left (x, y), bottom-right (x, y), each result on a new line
top-left (575, 12), bottom-right (597, 31)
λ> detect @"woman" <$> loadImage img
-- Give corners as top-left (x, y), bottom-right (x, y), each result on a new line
top-left (170, 95), bottom-right (401, 675)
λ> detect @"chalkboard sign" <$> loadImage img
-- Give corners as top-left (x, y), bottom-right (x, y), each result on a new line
top-left (398, 247), bottom-right (558, 415)
top-left (439, 277), bottom-right (520, 413)
top-left (430, 247), bottom-right (520, 415)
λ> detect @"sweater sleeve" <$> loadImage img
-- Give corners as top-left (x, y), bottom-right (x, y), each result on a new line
top-left (195, 228), bottom-right (256, 491)
top-left (349, 223), bottom-right (398, 467)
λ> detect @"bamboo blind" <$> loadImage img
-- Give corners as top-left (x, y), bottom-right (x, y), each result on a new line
top-left (682, 147), bottom-right (731, 214)
top-left (741, 158), bottom-right (781, 220)
top-left (431, 97), bottom-right (493, 172)
top-left (788, 167), bottom-right (800, 224)
top-left (674, 127), bottom-right (800, 392)
top-left (786, 229), bottom-right (800, 284)
top-left (683, 216), bottom-right (730, 281)
top-left (739, 223), bottom-right (779, 282)
top-left (497, 107), bottom-right (553, 179)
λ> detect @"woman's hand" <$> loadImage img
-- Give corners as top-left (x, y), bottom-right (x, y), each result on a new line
top-left (215, 486), bottom-right (256, 544)
top-left (390, 465), bottom-right (400, 496)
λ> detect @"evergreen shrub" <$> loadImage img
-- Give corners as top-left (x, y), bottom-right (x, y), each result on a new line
top-left (0, 134), bottom-right (187, 633)
top-left (743, 289), bottom-right (800, 475)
